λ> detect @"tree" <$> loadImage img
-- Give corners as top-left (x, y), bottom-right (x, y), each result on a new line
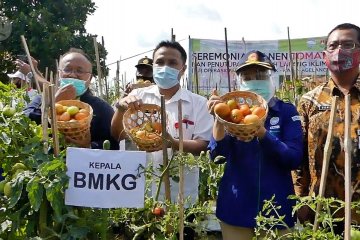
top-left (0, 0), bottom-right (107, 82)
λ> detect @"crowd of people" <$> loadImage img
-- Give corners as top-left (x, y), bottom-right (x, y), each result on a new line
top-left (2, 22), bottom-right (360, 239)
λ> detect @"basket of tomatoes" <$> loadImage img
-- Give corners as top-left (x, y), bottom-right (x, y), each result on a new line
top-left (52, 100), bottom-right (93, 144)
top-left (214, 91), bottom-right (268, 142)
top-left (122, 104), bottom-right (164, 152)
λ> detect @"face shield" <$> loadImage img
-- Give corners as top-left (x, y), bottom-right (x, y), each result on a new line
top-left (236, 68), bottom-right (275, 101)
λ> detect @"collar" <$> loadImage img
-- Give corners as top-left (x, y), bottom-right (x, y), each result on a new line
top-left (147, 85), bottom-right (192, 103)
top-left (267, 97), bottom-right (280, 112)
top-left (328, 75), bottom-right (360, 95)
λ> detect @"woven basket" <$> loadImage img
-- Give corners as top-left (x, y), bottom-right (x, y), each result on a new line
top-left (53, 100), bottom-right (93, 145)
top-left (131, 83), bottom-right (154, 89)
top-left (215, 91), bottom-right (268, 142)
top-left (123, 104), bottom-right (165, 152)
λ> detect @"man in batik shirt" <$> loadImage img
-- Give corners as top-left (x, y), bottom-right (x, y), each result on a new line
top-left (294, 23), bottom-right (360, 235)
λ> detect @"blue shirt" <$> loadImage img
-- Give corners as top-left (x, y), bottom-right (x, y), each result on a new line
top-left (23, 90), bottom-right (119, 150)
top-left (208, 98), bottom-right (303, 228)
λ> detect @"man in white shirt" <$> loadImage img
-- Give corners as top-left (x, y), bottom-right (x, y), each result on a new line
top-left (111, 40), bottom-right (213, 205)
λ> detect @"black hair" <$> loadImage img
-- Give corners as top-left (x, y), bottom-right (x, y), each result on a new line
top-left (326, 23), bottom-right (360, 44)
top-left (152, 41), bottom-right (187, 64)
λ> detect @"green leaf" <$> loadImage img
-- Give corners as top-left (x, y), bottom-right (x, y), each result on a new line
top-left (45, 180), bottom-right (64, 222)
top-left (39, 159), bottom-right (66, 176)
top-left (8, 177), bottom-right (24, 208)
top-left (0, 131), bottom-right (11, 144)
top-left (26, 176), bottom-right (44, 211)
top-left (0, 220), bottom-right (12, 234)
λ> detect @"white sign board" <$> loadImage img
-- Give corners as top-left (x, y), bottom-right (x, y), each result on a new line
top-left (65, 147), bottom-right (146, 208)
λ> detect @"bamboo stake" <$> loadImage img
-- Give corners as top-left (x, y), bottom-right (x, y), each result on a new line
top-left (160, 96), bottom-right (171, 202)
top-left (20, 35), bottom-right (41, 93)
top-left (93, 37), bottom-right (103, 99)
top-left (224, 28), bottom-right (231, 93)
top-left (287, 27), bottom-right (294, 81)
top-left (48, 83), bottom-right (60, 157)
top-left (116, 58), bottom-right (120, 97)
top-left (313, 96), bottom-right (338, 231)
top-left (171, 28), bottom-right (176, 42)
top-left (194, 57), bottom-right (199, 95)
top-left (41, 84), bottom-right (50, 154)
top-left (177, 100), bottom-right (184, 240)
top-left (55, 58), bottom-right (60, 92)
top-left (344, 94), bottom-right (352, 240)
top-left (102, 36), bottom-right (109, 101)
top-left (45, 67), bottom-right (48, 81)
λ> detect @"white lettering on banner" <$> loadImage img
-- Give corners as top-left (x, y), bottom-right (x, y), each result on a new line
top-left (188, 37), bottom-right (327, 94)
top-left (65, 147), bottom-right (146, 208)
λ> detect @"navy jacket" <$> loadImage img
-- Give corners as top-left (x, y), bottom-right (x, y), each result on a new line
top-left (208, 98), bottom-right (303, 228)
top-left (23, 90), bottom-right (119, 150)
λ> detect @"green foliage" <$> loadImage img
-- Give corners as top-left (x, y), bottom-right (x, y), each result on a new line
top-left (254, 195), bottom-right (360, 239)
top-left (0, 0), bottom-right (108, 82)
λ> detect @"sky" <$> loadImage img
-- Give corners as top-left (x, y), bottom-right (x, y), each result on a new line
top-left (85, 0), bottom-right (360, 87)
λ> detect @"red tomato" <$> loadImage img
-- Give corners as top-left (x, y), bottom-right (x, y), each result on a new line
top-left (239, 104), bottom-right (252, 116)
top-left (152, 207), bottom-right (165, 217)
top-left (230, 109), bottom-right (244, 124)
top-left (252, 106), bottom-right (266, 119)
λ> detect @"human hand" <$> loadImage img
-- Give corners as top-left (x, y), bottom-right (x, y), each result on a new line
top-left (255, 125), bottom-right (266, 139)
top-left (207, 89), bottom-right (222, 115)
top-left (55, 84), bottom-right (76, 102)
top-left (15, 59), bottom-right (31, 75)
top-left (117, 95), bottom-right (143, 111)
top-left (124, 83), bottom-right (133, 94)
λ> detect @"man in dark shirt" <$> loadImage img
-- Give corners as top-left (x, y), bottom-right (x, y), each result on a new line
top-left (23, 48), bottom-right (118, 150)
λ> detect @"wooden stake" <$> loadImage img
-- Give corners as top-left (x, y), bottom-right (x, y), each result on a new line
top-left (160, 96), bottom-right (171, 202)
top-left (20, 35), bottom-right (41, 93)
top-left (41, 84), bottom-right (50, 154)
top-left (101, 36), bottom-right (109, 101)
top-left (194, 57), bottom-right (199, 95)
top-left (224, 28), bottom-right (231, 93)
top-left (45, 67), bottom-right (48, 81)
top-left (48, 83), bottom-right (60, 157)
top-left (287, 27), bottom-right (294, 82)
top-left (177, 100), bottom-right (184, 240)
top-left (313, 96), bottom-right (338, 231)
top-left (116, 59), bottom-right (120, 97)
top-left (344, 94), bottom-right (352, 240)
top-left (93, 37), bottom-right (103, 99)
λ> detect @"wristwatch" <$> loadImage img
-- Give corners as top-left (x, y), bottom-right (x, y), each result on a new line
top-left (26, 72), bottom-right (33, 80)
top-left (115, 101), bottom-right (127, 112)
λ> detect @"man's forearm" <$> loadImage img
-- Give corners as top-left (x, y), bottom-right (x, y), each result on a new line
top-left (111, 109), bottom-right (127, 141)
top-left (170, 138), bottom-right (208, 155)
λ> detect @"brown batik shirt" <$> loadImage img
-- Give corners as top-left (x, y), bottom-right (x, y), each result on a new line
top-left (294, 76), bottom-right (360, 222)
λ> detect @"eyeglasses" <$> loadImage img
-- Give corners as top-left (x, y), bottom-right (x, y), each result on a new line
top-left (325, 41), bottom-right (359, 52)
top-left (59, 68), bottom-right (91, 76)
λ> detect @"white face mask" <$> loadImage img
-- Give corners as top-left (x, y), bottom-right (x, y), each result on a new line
top-left (239, 78), bottom-right (275, 101)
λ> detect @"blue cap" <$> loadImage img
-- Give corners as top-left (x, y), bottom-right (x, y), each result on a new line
top-left (235, 50), bottom-right (276, 73)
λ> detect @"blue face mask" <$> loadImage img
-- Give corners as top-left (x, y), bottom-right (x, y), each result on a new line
top-left (153, 66), bottom-right (180, 89)
top-left (59, 78), bottom-right (87, 96)
top-left (239, 79), bottom-right (275, 101)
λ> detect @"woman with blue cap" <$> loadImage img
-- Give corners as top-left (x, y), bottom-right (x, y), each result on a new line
top-left (207, 50), bottom-right (303, 239)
